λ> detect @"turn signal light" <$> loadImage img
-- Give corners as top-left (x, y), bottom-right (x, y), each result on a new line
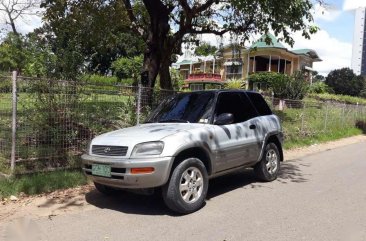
top-left (130, 167), bottom-right (155, 174)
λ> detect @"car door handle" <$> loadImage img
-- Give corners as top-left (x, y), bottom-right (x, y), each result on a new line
top-left (249, 124), bottom-right (256, 130)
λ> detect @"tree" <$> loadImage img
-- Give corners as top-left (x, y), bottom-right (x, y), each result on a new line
top-left (194, 42), bottom-right (217, 56)
top-left (121, 0), bottom-right (319, 90)
top-left (312, 71), bottom-right (325, 82)
top-left (0, 32), bottom-right (26, 72)
top-left (40, 0), bottom-right (145, 78)
top-left (325, 68), bottom-right (366, 96)
top-left (0, 0), bottom-right (40, 35)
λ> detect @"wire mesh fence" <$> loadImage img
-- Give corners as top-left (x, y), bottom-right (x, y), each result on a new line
top-left (0, 74), bottom-right (176, 174)
top-left (0, 73), bottom-right (365, 174)
top-left (264, 95), bottom-right (366, 143)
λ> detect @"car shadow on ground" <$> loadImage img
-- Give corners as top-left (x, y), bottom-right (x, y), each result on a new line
top-left (85, 160), bottom-right (310, 216)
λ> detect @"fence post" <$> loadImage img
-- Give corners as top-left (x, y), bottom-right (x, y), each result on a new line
top-left (301, 101), bottom-right (306, 133)
top-left (341, 103), bottom-right (346, 127)
top-left (324, 102), bottom-right (328, 131)
top-left (136, 84), bottom-right (142, 125)
top-left (10, 71), bottom-right (17, 174)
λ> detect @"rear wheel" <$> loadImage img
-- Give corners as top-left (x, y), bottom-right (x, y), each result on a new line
top-left (254, 143), bottom-right (280, 182)
top-left (162, 158), bottom-right (208, 214)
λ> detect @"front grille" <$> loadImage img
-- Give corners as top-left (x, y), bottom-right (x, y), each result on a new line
top-left (91, 145), bottom-right (128, 156)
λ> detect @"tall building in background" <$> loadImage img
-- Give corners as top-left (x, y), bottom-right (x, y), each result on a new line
top-left (352, 8), bottom-right (366, 75)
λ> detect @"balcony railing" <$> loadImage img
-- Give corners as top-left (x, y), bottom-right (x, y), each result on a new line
top-left (186, 73), bottom-right (222, 81)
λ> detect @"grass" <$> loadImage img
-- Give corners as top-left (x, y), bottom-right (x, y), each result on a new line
top-left (0, 170), bottom-right (88, 199)
top-left (275, 101), bottom-right (366, 149)
top-left (283, 127), bottom-right (362, 149)
top-left (308, 93), bottom-right (366, 105)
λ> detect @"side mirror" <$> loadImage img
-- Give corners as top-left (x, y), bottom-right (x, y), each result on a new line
top-left (214, 113), bottom-right (234, 125)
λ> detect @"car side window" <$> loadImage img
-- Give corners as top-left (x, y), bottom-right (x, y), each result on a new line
top-left (246, 92), bottom-right (272, 116)
top-left (215, 92), bottom-right (258, 124)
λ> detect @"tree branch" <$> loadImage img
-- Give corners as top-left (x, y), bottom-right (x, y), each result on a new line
top-left (121, 0), bottom-right (137, 23)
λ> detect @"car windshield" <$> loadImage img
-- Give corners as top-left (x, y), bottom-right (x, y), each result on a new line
top-left (146, 92), bottom-right (215, 124)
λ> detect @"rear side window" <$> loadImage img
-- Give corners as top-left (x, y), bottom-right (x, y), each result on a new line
top-left (215, 92), bottom-right (258, 123)
top-left (246, 92), bottom-right (272, 116)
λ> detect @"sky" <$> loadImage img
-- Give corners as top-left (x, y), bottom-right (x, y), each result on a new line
top-left (0, 0), bottom-right (365, 76)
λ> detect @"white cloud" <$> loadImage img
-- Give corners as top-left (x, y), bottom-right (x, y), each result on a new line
top-left (343, 0), bottom-right (366, 10)
top-left (0, 9), bottom-right (43, 37)
top-left (287, 30), bottom-right (352, 76)
top-left (313, 3), bottom-right (341, 22)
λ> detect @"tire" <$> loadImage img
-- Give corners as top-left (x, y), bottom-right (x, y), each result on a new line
top-left (94, 182), bottom-right (118, 195)
top-left (162, 158), bottom-right (209, 214)
top-left (254, 143), bottom-right (281, 182)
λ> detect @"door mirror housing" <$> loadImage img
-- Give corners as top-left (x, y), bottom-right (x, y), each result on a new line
top-left (214, 113), bottom-right (234, 125)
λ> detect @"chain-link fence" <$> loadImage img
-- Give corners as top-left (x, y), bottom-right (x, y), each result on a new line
top-left (0, 73), bottom-right (176, 174)
top-left (264, 95), bottom-right (366, 143)
top-left (0, 73), bottom-right (366, 174)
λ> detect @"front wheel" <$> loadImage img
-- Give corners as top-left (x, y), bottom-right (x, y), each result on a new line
top-left (254, 143), bottom-right (281, 182)
top-left (162, 158), bottom-right (208, 214)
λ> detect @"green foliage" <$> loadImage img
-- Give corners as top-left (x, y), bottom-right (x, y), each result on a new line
top-left (0, 78), bottom-right (12, 92)
top-left (249, 72), bottom-right (309, 100)
top-left (194, 42), bottom-right (218, 56)
top-left (111, 55), bottom-right (143, 83)
top-left (82, 74), bottom-right (119, 85)
top-left (325, 68), bottom-right (366, 96)
top-left (169, 68), bottom-right (185, 90)
top-left (0, 170), bottom-right (87, 198)
top-left (0, 33), bottom-right (26, 72)
top-left (225, 79), bottom-right (246, 89)
top-left (40, 0), bottom-right (145, 76)
top-left (309, 81), bottom-right (333, 94)
top-left (308, 93), bottom-right (366, 105)
top-left (23, 32), bottom-right (56, 77)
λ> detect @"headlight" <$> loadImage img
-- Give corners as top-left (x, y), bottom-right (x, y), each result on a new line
top-left (131, 141), bottom-right (164, 157)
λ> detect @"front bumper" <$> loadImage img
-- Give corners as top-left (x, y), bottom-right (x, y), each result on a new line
top-left (81, 154), bottom-right (173, 189)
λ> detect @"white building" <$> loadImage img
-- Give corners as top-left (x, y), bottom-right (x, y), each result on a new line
top-left (351, 7), bottom-right (366, 75)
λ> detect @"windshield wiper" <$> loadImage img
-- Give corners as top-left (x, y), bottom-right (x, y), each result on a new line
top-left (158, 119), bottom-right (190, 123)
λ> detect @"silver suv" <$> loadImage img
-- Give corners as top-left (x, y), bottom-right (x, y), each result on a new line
top-left (82, 90), bottom-right (283, 214)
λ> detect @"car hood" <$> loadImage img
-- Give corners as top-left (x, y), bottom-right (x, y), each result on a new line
top-left (91, 123), bottom-right (206, 150)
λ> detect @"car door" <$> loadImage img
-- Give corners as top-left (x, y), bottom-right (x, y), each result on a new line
top-left (211, 92), bottom-right (261, 172)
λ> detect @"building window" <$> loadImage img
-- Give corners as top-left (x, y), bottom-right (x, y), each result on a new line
top-left (190, 84), bottom-right (204, 91)
top-left (226, 65), bottom-right (242, 80)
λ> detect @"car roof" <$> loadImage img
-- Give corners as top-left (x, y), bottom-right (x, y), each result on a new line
top-left (178, 90), bottom-right (260, 95)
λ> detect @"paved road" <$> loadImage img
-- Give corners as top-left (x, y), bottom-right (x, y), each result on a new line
top-left (3, 142), bottom-right (366, 241)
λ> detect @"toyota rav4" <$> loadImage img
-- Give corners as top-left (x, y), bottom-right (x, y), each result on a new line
top-left (82, 90), bottom-right (283, 214)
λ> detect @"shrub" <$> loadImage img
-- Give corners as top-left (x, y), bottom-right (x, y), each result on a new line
top-left (249, 71), bottom-right (309, 100)
top-left (0, 78), bottom-right (12, 92)
top-left (111, 55), bottom-right (143, 83)
top-left (355, 120), bottom-right (366, 134)
top-left (225, 79), bottom-right (246, 89)
top-left (82, 74), bottom-right (118, 85)
top-left (309, 81), bottom-right (333, 94)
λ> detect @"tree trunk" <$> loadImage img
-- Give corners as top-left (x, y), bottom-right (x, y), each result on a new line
top-left (159, 54), bottom-right (172, 90)
top-left (7, 11), bottom-right (18, 35)
top-left (141, 0), bottom-right (171, 89)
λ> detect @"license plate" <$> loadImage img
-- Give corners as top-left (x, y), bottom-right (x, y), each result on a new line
top-left (92, 164), bottom-right (111, 177)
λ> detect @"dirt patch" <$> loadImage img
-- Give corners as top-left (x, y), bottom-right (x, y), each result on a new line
top-left (0, 135), bottom-right (365, 224)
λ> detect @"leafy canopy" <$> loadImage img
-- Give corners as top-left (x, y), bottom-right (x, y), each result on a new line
top-left (325, 68), bottom-right (366, 97)
top-left (194, 42), bottom-right (217, 56)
